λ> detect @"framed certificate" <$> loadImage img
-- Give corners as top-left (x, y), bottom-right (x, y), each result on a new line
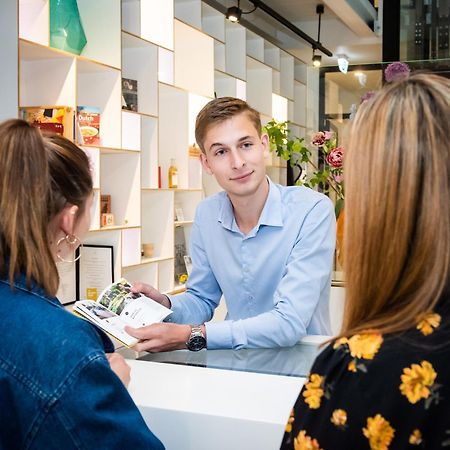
top-left (76, 245), bottom-right (114, 301)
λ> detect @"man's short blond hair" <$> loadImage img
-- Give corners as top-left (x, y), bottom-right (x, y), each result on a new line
top-left (195, 97), bottom-right (261, 153)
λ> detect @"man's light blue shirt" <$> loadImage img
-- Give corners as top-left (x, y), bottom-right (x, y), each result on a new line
top-left (168, 178), bottom-right (336, 349)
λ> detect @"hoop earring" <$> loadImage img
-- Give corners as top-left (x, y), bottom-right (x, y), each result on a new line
top-left (56, 234), bottom-right (82, 263)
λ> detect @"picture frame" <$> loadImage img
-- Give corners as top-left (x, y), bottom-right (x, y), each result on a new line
top-left (76, 245), bottom-right (114, 301)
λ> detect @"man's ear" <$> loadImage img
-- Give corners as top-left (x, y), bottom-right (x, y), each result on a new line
top-left (58, 205), bottom-right (79, 236)
top-left (200, 153), bottom-right (213, 175)
top-left (261, 133), bottom-right (270, 158)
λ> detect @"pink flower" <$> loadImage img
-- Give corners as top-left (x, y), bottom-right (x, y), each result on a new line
top-left (334, 173), bottom-right (344, 183)
top-left (384, 62), bottom-right (410, 83)
top-left (311, 132), bottom-right (326, 147)
top-left (324, 131), bottom-right (334, 140)
top-left (326, 146), bottom-right (344, 168)
top-left (360, 90), bottom-right (376, 104)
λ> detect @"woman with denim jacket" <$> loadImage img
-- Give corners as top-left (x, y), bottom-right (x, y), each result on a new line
top-left (0, 120), bottom-right (164, 449)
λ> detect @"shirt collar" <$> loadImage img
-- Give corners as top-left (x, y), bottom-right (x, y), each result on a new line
top-left (217, 177), bottom-right (284, 232)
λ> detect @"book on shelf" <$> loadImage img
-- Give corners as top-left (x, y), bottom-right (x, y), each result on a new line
top-left (73, 278), bottom-right (172, 347)
top-left (122, 78), bottom-right (138, 112)
top-left (20, 106), bottom-right (74, 140)
top-left (76, 106), bottom-right (101, 146)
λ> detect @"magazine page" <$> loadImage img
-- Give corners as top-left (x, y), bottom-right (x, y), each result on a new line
top-left (96, 278), bottom-right (172, 328)
top-left (73, 300), bottom-right (138, 347)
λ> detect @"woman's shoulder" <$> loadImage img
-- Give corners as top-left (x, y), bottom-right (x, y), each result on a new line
top-left (283, 311), bottom-right (450, 449)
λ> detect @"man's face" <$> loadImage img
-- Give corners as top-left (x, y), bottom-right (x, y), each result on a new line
top-left (200, 112), bottom-right (269, 199)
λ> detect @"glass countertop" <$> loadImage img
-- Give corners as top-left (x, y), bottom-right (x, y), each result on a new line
top-left (138, 339), bottom-right (326, 378)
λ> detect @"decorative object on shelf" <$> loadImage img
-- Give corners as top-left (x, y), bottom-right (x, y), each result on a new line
top-left (49, 0), bottom-right (87, 55)
top-left (121, 78), bottom-right (138, 112)
top-left (76, 245), bottom-right (114, 301)
top-left (174, 206), bottom-right (185, 222)
top-left (168, 158), bottom-right (178, 189)
top-left (20, 106), bottom-right (74, 139)
top-left (100, 194), bottom-right (111, 214)
top-left (77, 106), bottom-right (101, 146)
top-left (183, 255), bottom-right (193, 276)
top-left (174, 227), bottom-right (187, 285)
top-left (158, 166), bottom-right (162, 189)
top-left (142, 243), bottom-right (154, 258)
top-left (101, 213), bottom-right (114, 227)
top-left (188, 143), bottom-right (202, 189)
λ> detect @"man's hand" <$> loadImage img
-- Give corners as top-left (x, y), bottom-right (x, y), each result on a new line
top-left (106, 352), bottom-right (131, 387)
top-left (130, 282), bottom-right (171, 308)
top-left (126, 323), bottom-right (192, 353)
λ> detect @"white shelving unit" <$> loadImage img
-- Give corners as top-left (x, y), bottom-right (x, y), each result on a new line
top-left (9, 0), bottom-right (315, 301)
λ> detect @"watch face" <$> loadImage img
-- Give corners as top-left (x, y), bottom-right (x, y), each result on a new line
top-left (187, 335), bottom-right (206, 351)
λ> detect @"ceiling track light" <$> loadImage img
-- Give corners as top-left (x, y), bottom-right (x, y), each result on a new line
top-left (312, 4), bottom-right (325, 67)
top-left (226, 0), bottom-right (257, 24)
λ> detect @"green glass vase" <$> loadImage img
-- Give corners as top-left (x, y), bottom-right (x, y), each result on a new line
top-left (50, 0), bottom-right (87, 55)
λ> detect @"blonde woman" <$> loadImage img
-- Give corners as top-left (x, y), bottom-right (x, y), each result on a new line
top-left (281, 74), bottom-right (450, 449)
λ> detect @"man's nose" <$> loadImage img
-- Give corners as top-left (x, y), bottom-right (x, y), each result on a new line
top-left (230, 149), bottom-right (246, 169)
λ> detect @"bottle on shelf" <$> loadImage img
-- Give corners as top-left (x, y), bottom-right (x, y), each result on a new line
top-left (168, 158), bottom-right (178, 189)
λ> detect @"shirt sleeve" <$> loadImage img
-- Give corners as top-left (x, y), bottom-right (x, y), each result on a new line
top-left (166, 217), bottom-right (223, 325)
top-left (206, 196), bottom-right (335, 349)
top-left (31, 353), bottom-right (164, 449)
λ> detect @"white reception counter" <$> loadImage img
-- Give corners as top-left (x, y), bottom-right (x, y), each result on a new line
top-left (127, 337), bottom-right (326, 450)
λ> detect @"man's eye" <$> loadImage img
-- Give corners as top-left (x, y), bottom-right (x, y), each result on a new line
top-left (241, 142), bottom-right (253, 148)
top-left (215, 149), bottom-right (226, 156)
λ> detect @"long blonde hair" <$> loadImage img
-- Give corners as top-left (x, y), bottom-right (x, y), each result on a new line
top-left (342, 73), bottom-right (450, 337)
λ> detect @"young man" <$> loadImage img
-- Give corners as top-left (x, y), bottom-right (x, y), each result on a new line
top-left (126, 97), bottom-right (336, 351)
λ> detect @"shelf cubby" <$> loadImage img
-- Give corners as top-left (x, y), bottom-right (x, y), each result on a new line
top-left (122, 0), bottom-right (174, 50)
top-left (201, 2), bottom-right (225, 42)
top-left (100, 152), bottom-right (141, 227)
top-left (272, 93), bottom-right (288, 122)
top-left (19, 40), bottom-right (76, 107)
top-left (225, 22), bottom-right (246, 81)
top-left (141, 116), bottom-right (159, 189)
top-left (280, 51), bottom-right (294, 100)
top-left (122, 32), bottom-right (158, 116)
top-left (246, 30), bottom-right (264, 63)
top-left (77, 0), bottom-right (121, 68)
top-left (174, 190), bottom-right (203, 223)
top-left (174, 0), bottom-right (202, 30)
top-left (19, 0), bottom-right (48, 46)
top-left (246, 57), bottom-right (272, 117)
top-left (121, 227), bottom-right (142, 267)
top-left (159, 259), bottom-right (175, 294)
top-left (141, 190), bottom-right (174, 260)
top-left (122, 262), bottom-right (158, 287)
top-left (174, 20), bottom-right (214, 98)
top-left (214, 41), bottom-right (226, 73)
top-left (264, 41), bottom-right (280, 70)
top-left (294, 81), bottom-right (307, 127)
top-left (121, 111), bottom-right (141, 151)
top-left (158, 47), bottom-right (174, 85)
top-left (77, 59), bottom-right (121, 148)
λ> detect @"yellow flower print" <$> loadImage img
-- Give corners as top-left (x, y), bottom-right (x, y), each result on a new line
top-left (302, 374), bottom-right (324, 409)
top-left (362, 414), bottom-right (395, 450)
top-left (294, 431), bottom-right (323, 450)
top-left (348, 360), bottom-right (357, 372)
top-left (331, 409), bottom-right (347, 428)
top-left (417, 312), bottom-right (441, 336)
top-left (285, 409), bottom-right (295, 433)
top-left (346, 333), bottom-right (383, 359)
top-left (409, 429), bottom-right (422, 445)
top-left (333, 337), bottom-right (348, 349)
top-left (400, 360), bottom-right (437, 404)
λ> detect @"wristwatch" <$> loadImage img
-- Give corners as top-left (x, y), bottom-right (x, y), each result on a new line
top-left (186, 325), bottom-right (206, 351)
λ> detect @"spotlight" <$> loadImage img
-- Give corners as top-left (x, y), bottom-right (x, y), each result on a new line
top-left (226, 6), bottom-right (241, 23)
top-left (225, 1), bottom-right (257, 23)
top-left (312, 54), bottom-right (322, 67)
top-left (337, 54), bottom-right (349, 74)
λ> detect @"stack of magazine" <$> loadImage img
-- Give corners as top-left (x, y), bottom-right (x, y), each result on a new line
top-left (73, 278), bottom-right (172, 347)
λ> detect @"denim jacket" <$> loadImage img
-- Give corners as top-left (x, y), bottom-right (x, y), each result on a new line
top-left (0, 274), bottom-right (164, 449)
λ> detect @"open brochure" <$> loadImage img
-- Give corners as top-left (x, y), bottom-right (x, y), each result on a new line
top-left (73, 278), bottom-right (172, 347)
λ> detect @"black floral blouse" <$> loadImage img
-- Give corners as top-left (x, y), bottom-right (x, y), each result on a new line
top-left (281, 307), bottom-right (450, 449)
